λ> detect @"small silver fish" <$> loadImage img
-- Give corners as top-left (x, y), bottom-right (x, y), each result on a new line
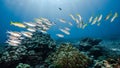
top-left (21, 31), bottom-right (33, 38)
top-left (24, 22), bottom-right (36, 27)
top-left (68, 22), bottom-right (73, 26)
top-left (6, 41), bottom-right (19, 46)
top-left (75, 19), bottom-right (79, 24)
top-left (59, 19), bottom-right (66, 23)
top-left (59, 28), bottom-right (70, 35)
top-left (76, 14), bottom-right (82, 22)
top-left (69, 14), bottom-right (76, 21)
top-left (97, 14), bottom-right (102, 22)
top-left (56, 34), bottom-right (64, 38)
top-left (27, 28), bottom-right (36, 32)
top-left (111, 12), bottom-right (118, 22)
top-left (89, 16), bottom-right (93, 23)
top-left (8, 39), bottom-right (21, 44)
top-left (7, 31), bottom-right (21, 37)
top-left (82, 23), bottom-right (88, 29)
top-left (40, 30), bottom-right (47, 33)
top-left (105, 13), bottom-right (112, 20)
top-left (91, 17), bottom-right (98, 25)
top-left (64, 27), bottom-right (70, 31)
top-left (8, 35), bottom-right (19, 40)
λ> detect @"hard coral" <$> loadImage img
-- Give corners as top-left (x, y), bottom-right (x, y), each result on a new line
top-left (47, 43), bottom-right (90, 68)
top-left (0, 32), bottom-right (56, 68)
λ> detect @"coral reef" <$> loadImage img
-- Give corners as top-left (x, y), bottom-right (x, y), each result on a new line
top-left (0, 31), bottom-right (56, 68)
top-left (47, 43), bottom-right (90, 68)
top-left (1, 36), bottom-right (120, 68)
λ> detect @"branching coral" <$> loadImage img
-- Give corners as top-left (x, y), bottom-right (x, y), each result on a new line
top-left (47, 43), bottom-right (90, 68)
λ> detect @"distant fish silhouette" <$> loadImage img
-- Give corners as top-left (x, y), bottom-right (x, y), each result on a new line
top-left (59, 8), bottom-right (62, 10)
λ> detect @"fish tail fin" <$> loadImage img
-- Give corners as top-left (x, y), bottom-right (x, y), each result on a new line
top-left (116, 12), bottom-right (118, 17)
top-left (6, 30), bottom-right (10, 34)
top-left (10, 21), bottom-right (14, 25)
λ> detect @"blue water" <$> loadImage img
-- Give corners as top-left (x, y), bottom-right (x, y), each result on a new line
top-left (0, 0), bottom-right (120, 43)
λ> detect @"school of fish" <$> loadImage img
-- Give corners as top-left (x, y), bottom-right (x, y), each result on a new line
top-left (6, 12), bottom-right (119, 46)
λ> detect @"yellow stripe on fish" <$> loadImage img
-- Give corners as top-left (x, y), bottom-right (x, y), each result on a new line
top-left (10, 21), bottom-right (26, 28)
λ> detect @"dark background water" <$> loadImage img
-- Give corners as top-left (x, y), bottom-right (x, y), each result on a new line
top-left (0, 0), bottom-right (120, 43)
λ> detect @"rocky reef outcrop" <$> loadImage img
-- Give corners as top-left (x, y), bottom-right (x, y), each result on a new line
top-left (0, 31), bottom-right (56, 68)
top-left (79, 37), bottom-right (102, 51)
top-left (78, 38), bottom-right (105, 59)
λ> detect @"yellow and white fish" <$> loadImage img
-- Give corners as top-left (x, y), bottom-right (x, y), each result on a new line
top-left (40, 30), bottom-right (47, 33)
top-left (36, 21), bottom-right (43, 25)
top-left (44, 21), bottom-right (52, 26)
top-left (69, 14), bottom-right (76, 21)
top-left (21, 31), bottom-right (33, 38)
top-left (34, 18), bottom-right (43, 22)
top-left (64, 27), bottom-right (70, 31)
top-left (24, 22), bottom-right (36, 27)
top-left (7, 31), bottom-right (21, 37)
top-left (76, 14), bottom-right (82, 22)
top-left (8, 35), bottom-right (19, 40)
top-left (59, 19), bottom-right (66, 23)
top-left (105, 13), bottom-right (112, 20)
top-left (89, 16), bottom-right (93, 23)
top-left (111, 12), bottom-right (118, 22)
top-left (91, 17), bottom-right (98, 25)
top-left (6, 41), bottom-right (19, 46)
top-left (43, 26), bottom-right (49, 31)
top-left (59, 28), bottom-right (70, 35)
top-left (98, 14), bottom-right (103, 22)
top-left (56, 34), bottom-right (64, 38)
top-left (27, 28), bottom-right (36, 32)
top-left (75, 18), bottom-right (79, 24)
top-left (10, 21), bottom-right (26, 28)
top-left (8, 39), bottom-right (21, 44)
top-left (82, 23), bottom-right (88, 29)
top-left (41, 18), bottom-right (49, 22)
